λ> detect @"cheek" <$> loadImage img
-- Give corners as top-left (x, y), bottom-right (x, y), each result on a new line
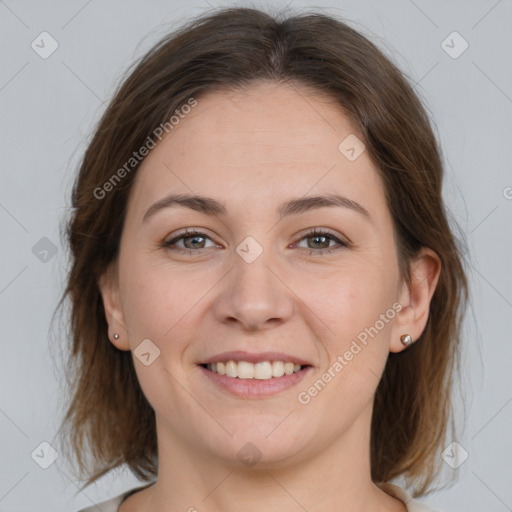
top-left (302, 263), bottom-right (397, 384)
top-left (117, 255), bottom-right (201, 410)
top-left (307, 264), bottom-right (396, 337)
top-left (295, 273), bottom-right (396, 424)
top-left (119, 253), bottom-right (198, 350)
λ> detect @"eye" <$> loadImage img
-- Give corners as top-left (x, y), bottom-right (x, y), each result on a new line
top-left (161, 227), bottom-right (349, 256)
top-left (162, 228), bottom-right (217, 254)
top-left (295, 228), bottom-right (349, 255)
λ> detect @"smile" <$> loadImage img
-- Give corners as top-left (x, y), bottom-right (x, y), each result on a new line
top-left (202, 360), bottom-right (306, 380)
top-left (198, 361), bottom-right (313, 399)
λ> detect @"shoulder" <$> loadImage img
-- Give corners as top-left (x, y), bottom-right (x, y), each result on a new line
top-left (380, 483), bottom-right (443, 512)
top-left (75, 483), bottom-right (155, 512)
top-left (76, 493), bottom-right (124, 512)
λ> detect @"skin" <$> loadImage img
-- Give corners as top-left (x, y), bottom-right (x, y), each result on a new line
top-left (100, 81), bottom-right (440, 512)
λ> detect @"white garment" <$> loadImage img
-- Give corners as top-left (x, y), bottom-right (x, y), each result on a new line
top-left (76, 481), bottom-right (441, 511)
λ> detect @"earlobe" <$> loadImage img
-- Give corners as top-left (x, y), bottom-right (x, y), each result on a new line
top-left (389, 247), bottom-right (441, 353)
top-left (98, 263), bottom-right (130, 351)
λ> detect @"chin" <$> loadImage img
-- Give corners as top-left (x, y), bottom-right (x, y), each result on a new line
top-left (204, 426), bottom-right (312, 470)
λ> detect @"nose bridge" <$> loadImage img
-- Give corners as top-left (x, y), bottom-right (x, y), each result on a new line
top-left (214, 238), bottom-right (294, 330)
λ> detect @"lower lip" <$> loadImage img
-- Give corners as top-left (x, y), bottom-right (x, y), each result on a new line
top-left (198, 365), bottom-right (313, 398)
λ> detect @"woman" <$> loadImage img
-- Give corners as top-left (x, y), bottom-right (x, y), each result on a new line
top-left (58, 6), bottom-right (468, 512)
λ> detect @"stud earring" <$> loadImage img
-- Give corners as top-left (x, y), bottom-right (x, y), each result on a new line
top-left (113, 333), bottom-right (120, 340)
top-left (400, 334), bottom-right (413, 346)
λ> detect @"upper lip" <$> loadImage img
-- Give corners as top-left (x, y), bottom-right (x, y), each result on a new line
top-left (199, 351), bottom-right (312, 366)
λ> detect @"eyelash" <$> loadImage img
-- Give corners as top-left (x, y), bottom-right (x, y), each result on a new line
top-left (161, 228), bottom-right (349, 256)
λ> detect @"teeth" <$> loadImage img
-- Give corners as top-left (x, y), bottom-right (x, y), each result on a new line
top-left (204, 360), bottom-right (305, 380)
top-left (225, 360), bottom-right (237, 378)
top-left (238, 361), bottom-right (255, 379)
top-left (254, 362), bottom-right (272, 379)
top-left (272, 361), bottom-right (284, 377)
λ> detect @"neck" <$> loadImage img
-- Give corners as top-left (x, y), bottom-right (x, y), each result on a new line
top-left (133, 402), bottom-right (405, 512)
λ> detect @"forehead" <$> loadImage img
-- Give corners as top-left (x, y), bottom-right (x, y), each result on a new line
top-left (128, 81), bottom-right (387, 221)
top-left (160, 82), bottom-right (359, 165)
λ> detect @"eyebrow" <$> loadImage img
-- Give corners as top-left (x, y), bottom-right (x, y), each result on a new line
top-left (142, 193), bottom-right (371, 223)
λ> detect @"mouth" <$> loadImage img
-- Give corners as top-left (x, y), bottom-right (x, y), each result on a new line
top-left (199, 361), bottom-right (311, 380)
top-left (197, 357), bottom-right (313, 399)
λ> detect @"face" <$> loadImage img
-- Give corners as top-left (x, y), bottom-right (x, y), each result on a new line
top-left (101, 81), bottom-right (417, 468)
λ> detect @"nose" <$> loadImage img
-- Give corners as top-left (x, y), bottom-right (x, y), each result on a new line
top-left (212, 249), bottom-right (295, 331)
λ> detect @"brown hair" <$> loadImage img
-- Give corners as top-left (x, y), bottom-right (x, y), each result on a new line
top-left (56, 6), bottom-right (468, 496)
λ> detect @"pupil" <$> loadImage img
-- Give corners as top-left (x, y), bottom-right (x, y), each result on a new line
top-left (311, 235), bottom-right (328, 248)
top-left (186, 236), bottom-right (204, 249)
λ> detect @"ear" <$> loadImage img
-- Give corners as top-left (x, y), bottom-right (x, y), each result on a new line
top-left (98, 262), bottom-right (130, 351)
top-left (389, 247), bottom-right (441, 353)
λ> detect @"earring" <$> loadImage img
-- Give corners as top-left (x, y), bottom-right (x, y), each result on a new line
top-left (400, 334), bottom-right (413, 346)
top-left (113, 333), bottom-right (120, 340)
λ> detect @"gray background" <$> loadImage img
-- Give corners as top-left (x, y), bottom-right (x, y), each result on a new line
top-left (1, 1), bottom-right (511, 511)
